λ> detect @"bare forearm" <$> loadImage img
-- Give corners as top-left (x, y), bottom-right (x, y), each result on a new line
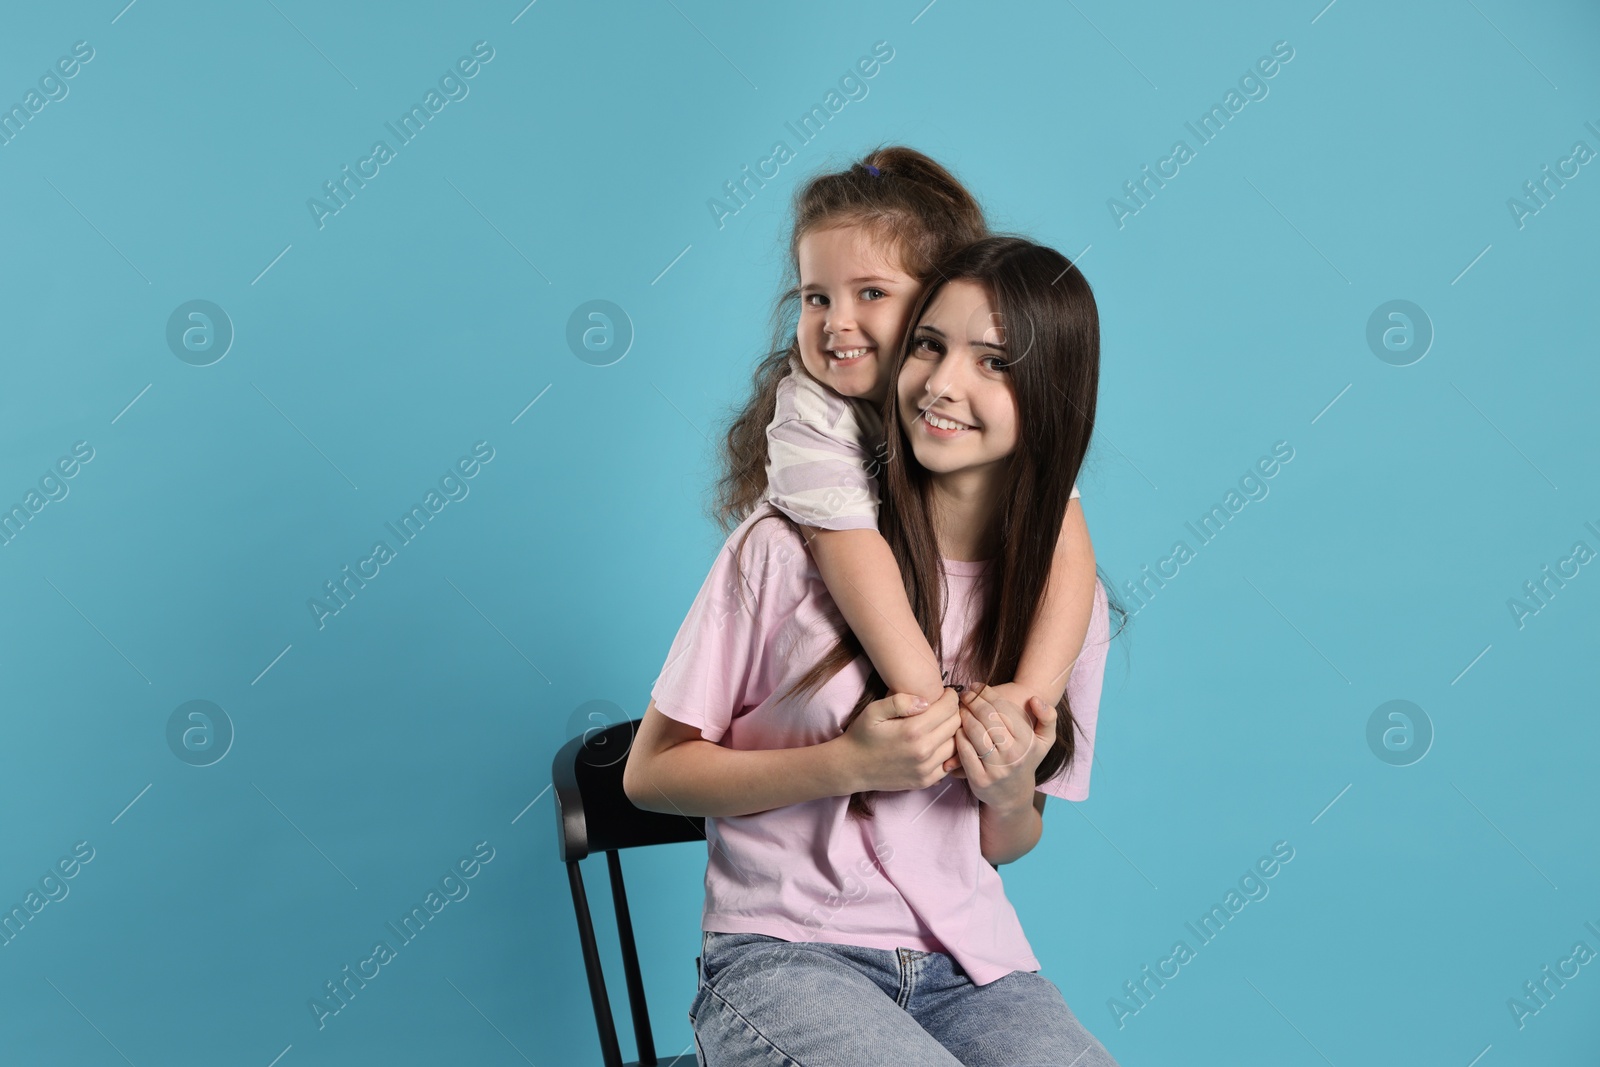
top-left (979, 794), bottom-right (1044, 865)
top-left (808, 527), bottom-right (945, 703)
top-left (628, 736), bottom-right (856, 818)
top-left (1013, 501), bottom-right (1096, 707)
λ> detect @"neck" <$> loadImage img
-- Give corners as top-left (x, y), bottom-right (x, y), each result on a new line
top-left (929, 465), bottom-right (1006, 562)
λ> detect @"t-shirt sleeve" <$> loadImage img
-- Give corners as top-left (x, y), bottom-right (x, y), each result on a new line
top-left (764, 369), bottom-right (881, 532)
top-left (648, 517), bottom-right (791, 744)
top-left (1037, 578), bottom-right (1110, 801)
top-left (1069, 481), bottom-right (1080, 500)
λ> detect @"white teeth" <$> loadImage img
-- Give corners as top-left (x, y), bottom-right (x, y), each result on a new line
top-left (923, 411), bottom-right (972, 431)
top-left (830, 347), bottom-right (870, 359)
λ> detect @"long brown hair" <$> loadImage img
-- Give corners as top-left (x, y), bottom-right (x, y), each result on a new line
top-left (712, 145), bottom-right (988, 532)
top-left (742, 235), bottom-right (1128, 818)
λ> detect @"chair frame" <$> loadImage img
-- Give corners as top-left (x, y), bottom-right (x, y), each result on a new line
top-left (553, 719), bottom-right (705, 1067)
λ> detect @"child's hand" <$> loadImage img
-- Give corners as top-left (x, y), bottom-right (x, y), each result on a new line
top-left (837, 688), bottom-right (962, 793)
top-left (949, 683), bottom-right (1056, 809)
top-left (940, 681), bottom-right (1043, 778)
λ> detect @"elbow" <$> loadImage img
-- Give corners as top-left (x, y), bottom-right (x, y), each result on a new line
top-left (623, 751), bottom-right (677, 815)
top-left (621, 753), bottom-right (651, 810)
top-left (984, 843), bottom-right (1035, 868)
top-left (623, 776), bottom-right (663, 814)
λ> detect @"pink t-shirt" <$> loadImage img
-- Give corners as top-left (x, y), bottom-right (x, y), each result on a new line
top-left (649, 504), bottom-right (1112, 986)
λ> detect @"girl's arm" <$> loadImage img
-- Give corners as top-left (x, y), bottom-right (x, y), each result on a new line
top-left (624, 689), bottom-right (962, 817)
top-left (1009, 499), bottom-right (1097, 707)
top-left (805, 526), bottom-right (947, 706)
top-left (624, 702), bottom-right (856, 817)
top-left (764, 376), bottom-right (943, 703)
top-left (955, 501), bottom-right (1095, 803)
top-left (980, 792), bottom-right (1047, 866)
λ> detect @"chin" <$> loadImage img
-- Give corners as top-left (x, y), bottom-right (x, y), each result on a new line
top-left (831, 378), bottom-right (877, 401)
top-left (907, 443), bottom-right (956, 473)
top-left (816, 358), bottom-right (879, 397)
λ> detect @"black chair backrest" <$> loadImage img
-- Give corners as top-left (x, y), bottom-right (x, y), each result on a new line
top-left (554, 719), bottom-right (706, 860)
top-left (552, 719), bottom-right (705, 1067)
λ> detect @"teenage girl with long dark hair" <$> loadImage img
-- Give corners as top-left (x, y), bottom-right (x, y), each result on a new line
top-left (626, 232), bottom-right (1126, 1064)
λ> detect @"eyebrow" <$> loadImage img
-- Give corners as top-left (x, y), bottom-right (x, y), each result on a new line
top-left (800, 276), bottom-right (899, 290)
top-left (915, 323), bottom-right (1006, 350)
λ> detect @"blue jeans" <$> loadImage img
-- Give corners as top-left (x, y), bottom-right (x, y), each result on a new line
top-left (689, 931), bottom-right (1120, 1066)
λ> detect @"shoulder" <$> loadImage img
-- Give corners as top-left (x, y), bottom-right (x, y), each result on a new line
top-left (719, 505), bottom-right (815, 589)
top-left (771, 362), bottom-right (854, 433)
top-left (699, 508), bottom-right (820, 639)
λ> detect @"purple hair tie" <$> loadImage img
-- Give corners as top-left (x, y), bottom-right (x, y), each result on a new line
top-left (865, 164), bottom-right (881, 177)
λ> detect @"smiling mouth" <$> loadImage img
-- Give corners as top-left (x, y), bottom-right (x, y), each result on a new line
top-left (828, 346), bottom-right (873, 363)
top-left (920, 409), bottom-right (976, 433)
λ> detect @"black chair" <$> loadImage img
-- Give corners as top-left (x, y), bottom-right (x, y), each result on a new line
top-left (553, 718), bottom-right (705, 1067)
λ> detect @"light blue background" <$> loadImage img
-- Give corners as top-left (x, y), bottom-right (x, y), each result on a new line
top-left (1, 1), bottom-right (1596, 1064)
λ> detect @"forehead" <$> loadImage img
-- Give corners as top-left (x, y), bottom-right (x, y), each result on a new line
top-left (797, 223), bottom-right (912, 280)
top-left (921, 279), bottom-right (995, 326)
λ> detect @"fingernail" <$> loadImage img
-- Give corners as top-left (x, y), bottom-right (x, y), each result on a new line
top-left (910, 698), bottom-right (929, 711)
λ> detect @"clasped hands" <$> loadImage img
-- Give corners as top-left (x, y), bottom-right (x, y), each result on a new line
top-left (836, 681), bottom-right (1057, 811)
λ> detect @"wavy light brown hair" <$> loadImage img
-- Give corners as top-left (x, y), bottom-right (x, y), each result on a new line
top-left (712, 145), bottom-right (988, 532)
top-left (733, 236), bottom-right (1129, 818)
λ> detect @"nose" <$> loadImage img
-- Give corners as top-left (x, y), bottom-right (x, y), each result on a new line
top-left (824, 298), bottom-right (856, 337)
top-left (923, 350), bottom-right (965, 404)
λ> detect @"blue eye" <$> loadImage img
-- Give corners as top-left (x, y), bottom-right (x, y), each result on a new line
top-left (861, 287), bottom-right (886, 300)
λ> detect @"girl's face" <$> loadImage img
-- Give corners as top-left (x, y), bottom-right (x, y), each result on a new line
top-left (795, 224), bottom-right (921, 407)
top-left (897, 279), bottom-right (1020, 479)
